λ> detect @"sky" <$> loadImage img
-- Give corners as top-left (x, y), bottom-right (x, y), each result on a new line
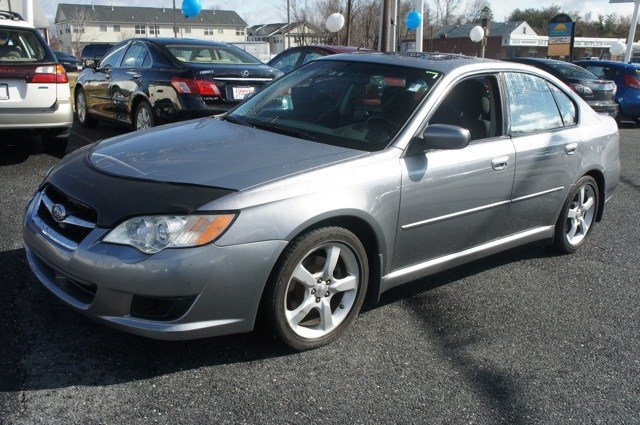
top-left (36, 0), bottom-right (640, 26)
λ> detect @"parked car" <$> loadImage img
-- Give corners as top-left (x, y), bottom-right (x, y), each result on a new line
top-left (574, 59), bottom-right (640, 123)
top-left (0, 10), bottom-right (72, 153)
top-left (74, 38), bottom-right (282, 130)
top-left (506, 58), bottom-right (619, 118)
top-left (80, 43), bottom-right (114, 62)
top-left (24, 53), bottom-right (620, 350)
top-left (54, 50), bottom-right (81, 72)
top-left (268, 45), bottom-right (368, 74)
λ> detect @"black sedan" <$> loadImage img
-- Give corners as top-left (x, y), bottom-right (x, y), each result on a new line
top-left (74, 38), bottom-right (282, 130)
top-left (54, 50), bottom-right (81, 72)
top-left (506, 58), bottom-right (619, 118)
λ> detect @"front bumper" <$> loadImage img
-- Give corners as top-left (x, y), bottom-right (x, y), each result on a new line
top-left (0, 99), bottom-right (73, 130)
top-left (23, 194), bottom-right (287, 340)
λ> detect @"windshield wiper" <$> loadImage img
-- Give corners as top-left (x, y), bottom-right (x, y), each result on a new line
top-left (248, 120), bottom-right (318, 142)
top-left (223, 114), bottom-right (252, 127)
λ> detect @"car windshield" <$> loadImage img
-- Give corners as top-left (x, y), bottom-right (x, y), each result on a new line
top-left (547, 61), bottom-right (599, 80)
top-left (0, 28), bottom-right (46, 63)
top-left (166, 44), bottom-right (261, 65)
top-left (227, 60), bottom-right (441, 151)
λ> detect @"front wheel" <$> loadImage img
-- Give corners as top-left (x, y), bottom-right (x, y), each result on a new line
top-left (75, 88), bottom-right (96, 127)
top-left (553, 176), bottom-right (599, 254)
top-left (264, 227), bottom-right (369, 350)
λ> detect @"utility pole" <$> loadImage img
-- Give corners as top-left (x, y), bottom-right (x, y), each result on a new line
top-left (390, 0), bottom-right (397, 51)
top-left (625, 0), bottom-right (640, 62)
top-left (415, 0), bottom-right (423, 52)
top-left (172, 0), bottom-right (178, 38)
top-left (378, 0), bottom-right (393, 52)
top-left (346, 0), bottom-right (352, 46)
top-left (287, 0), bottom-right (291, 49)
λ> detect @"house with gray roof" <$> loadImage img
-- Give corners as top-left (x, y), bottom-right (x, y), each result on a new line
top-left (248, 22), bottom-right (322, 55)
top-left (54, 3), bottom-right (247, 55)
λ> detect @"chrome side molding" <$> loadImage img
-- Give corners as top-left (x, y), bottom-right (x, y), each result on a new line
top-left (382, 226), bottom-right (555, 292)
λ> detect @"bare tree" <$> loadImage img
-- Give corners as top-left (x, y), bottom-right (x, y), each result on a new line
top-left (53, 6), bottom-right (99, 56)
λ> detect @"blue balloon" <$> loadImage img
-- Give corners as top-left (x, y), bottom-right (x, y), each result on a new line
top-left (406, 10), bottom-right (422, 31)
top-left (182, 0), bottom-right (202, 18)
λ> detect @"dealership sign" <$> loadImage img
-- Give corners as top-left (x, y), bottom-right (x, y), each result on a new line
top-left (548, 14), bottom-right (576, 58)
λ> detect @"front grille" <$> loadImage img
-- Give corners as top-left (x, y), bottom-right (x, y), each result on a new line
top-left (53, 271), bottom-right (97, 305)
top-left (130, 295), bottom-right (196, 321)
top-left (35, 185), bottom-right (97, 248)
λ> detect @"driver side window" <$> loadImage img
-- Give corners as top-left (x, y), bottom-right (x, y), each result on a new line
top-left (430, 75), bottom-right (503, 142)
top-left (99, 43), bottom-right (127, 69)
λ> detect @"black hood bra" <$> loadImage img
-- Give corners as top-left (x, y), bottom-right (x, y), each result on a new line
top-left (45, 146), bottom-right (235, 228)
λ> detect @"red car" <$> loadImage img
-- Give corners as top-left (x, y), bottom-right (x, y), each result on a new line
top-left (268, 45), bottom-right (368, 74)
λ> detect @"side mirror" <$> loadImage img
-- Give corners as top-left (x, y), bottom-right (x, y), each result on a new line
top-left (422, 124), bottom-right (471, 150)
top-left (84, 59), bottom-right (97, 70)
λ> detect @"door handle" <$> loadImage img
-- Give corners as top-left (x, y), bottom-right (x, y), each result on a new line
top-left (565, 143), bottom-right (578, 155)
top-left (491, 156), bottom-right (509, 171)
top-left (131, 73), bottom-right (141, 80)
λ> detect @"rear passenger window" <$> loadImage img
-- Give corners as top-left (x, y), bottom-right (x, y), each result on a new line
top-left (504, 72), bottom-right (563, 135)
top-left (548, 83), bottom-right (577, 126)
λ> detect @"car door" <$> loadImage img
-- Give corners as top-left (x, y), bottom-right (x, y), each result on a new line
top-left (501, 72), bottom-right (582, 235)
top-left (84, 42), bottom-right (128, 118)
top-left (393, 74), bottom-right (516, 270)
top-left (109, 41), bottom-right (151, 122)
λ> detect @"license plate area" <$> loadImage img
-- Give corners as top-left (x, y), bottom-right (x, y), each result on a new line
top-left (231, 86), bottom-right (255, 100)
top-left (0, 83), bottom-right (8, 100)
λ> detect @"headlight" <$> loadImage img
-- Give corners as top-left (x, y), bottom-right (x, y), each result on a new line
top-left (103, 214), bottom-right (235, 254)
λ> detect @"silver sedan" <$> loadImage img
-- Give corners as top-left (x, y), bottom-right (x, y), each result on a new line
top-left (23, 53), bottom-right (620, 350)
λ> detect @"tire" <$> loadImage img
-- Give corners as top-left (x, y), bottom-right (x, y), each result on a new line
top-left (41, 131), bottom-right (68, 154)
top-left (75, 88), bottom-right (96, 127)
top-left (553, 176), bottom-right (599, 254)
top-left (263, 227), bottom-right (369, 350)
top-left (133, 101), bottom-right (155, 131)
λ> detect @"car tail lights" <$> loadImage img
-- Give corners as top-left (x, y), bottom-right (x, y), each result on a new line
top-left (30, 64), bottom-right (69, 84)
top-left (569, 83), bottom-right (593, 95)
top-left (171, 77), bottom-right (222, 97)
top-left (624, 74), bottom-right (640, 90)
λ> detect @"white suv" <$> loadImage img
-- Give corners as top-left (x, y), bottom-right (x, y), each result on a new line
top-left (0, 11), bottom-right (73, 153)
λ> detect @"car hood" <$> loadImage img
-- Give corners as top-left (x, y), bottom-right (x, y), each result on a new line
top-left (89, 118), bottom-right (367, 191)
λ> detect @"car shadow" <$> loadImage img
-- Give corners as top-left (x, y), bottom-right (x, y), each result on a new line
top-left (1, 241), bottom-right (555, 400)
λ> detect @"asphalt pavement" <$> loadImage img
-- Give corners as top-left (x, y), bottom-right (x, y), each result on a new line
top-left (1, 121), bottom-right (638, 424)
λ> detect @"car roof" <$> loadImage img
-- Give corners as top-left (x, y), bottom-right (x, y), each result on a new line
top-left (318, 51), bottom-right (497, 73)
top-left (575, 59), bottom-right (637, 68)
top-left (135, 37), bottom-right (236, 48)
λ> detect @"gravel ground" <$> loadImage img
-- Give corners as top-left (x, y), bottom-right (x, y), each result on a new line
top-left (0, 122), bottom-right (638, 424)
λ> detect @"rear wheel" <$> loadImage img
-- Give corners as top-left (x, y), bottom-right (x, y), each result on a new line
top-left (264, 227), bottom-right (369, 350)
top-left (133, 101), bottom-right (155, 131)
top-left (75, 88), bottom-right (96, 127)
top-left (553, 176), bottom-right (599, 254)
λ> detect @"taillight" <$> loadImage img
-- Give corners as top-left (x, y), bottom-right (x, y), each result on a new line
top-left (624, 73), bottom-right (640, 89)
top-left (29, 64), bottom-right (68, 84)
top-left (171, 77), bottom-right (221, 97)
top-left (569, 83), bottom-right (593, 95)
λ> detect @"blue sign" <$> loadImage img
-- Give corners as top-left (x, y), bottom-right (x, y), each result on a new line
top-left (548, 22), bottom-right (574, 38)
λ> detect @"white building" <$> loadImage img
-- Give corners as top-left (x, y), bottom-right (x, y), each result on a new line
top-left (0, 0), bottom-right (48, 32)
top-left (248, 22), bottom-right (322, 55)
top-left (54, 3), bottom-right (247, 55)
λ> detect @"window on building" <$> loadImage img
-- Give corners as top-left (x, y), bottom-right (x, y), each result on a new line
top-left (113, 24), bottom-right (121, 32)
top-left (149, 25), bottom-right (159, 35)
top-left (523, 27), bottom-right (527, 34)
top-left (204, 27), bottom-right (214, 36)
top-left (99, 24), bottom-right (107, 32)
top-left (236, 27), bottom-right (245, 36)
top-left (218, 28), bottom-right (224, 34)
top-left (135, 25), bottom-right (146, 35)
top-left (184, 27), bottom-right (191, 34)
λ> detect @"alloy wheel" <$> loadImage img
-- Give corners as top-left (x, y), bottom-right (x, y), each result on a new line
top-left (136, 106), bottom-right (152, 130)
top-left (565, 183), bottom-right (596, 246)
top-left (77, 91), bottom-right (87, 123)
top-left (284, 242), bottom-right (360, 339)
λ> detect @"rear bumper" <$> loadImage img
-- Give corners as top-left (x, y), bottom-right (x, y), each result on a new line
top-left (587, 101), bottom-right (619, 118)
top-left (0, 99), bottom-right (73, 130)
